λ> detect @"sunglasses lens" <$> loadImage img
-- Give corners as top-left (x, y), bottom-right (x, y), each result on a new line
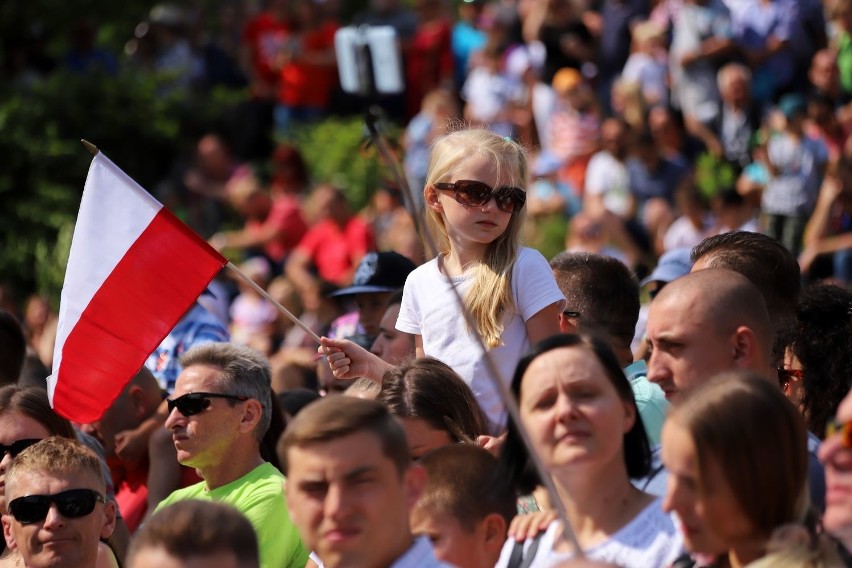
top-left (168, 394), bottom-right (210, 416)
top-left (57, 490), bottom-right (98, 518)
top-left (455, 181), bottom-right (491, 207)
top-left (2, 439), bottom-right (41, 458)
top-left (10, 490), bottom-right (101, 524)
top-left (9, 499), bottom-right (50, 524)
top-left (494, 187), bottom-right (525, 213)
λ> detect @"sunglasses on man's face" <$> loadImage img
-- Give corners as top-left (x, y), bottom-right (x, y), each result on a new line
top-left (166, 392), bottom-right (249, 417)
top-left (8, 488), bottom-right (105, 524)
top-left (434, 180), bottom-right (526, 214)
top-left (0, 438), bottom-right (41, 459)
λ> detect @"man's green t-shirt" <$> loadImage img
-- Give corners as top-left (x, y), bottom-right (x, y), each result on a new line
top-left (156, 462), bottom-right (308, 568)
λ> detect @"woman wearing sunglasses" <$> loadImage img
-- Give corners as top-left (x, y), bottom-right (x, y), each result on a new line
top-left (661, 372), bottom-right (842, 567)
top-left (0, 385), bottom-right (119, 568)
top-left (322, 129), bottom-right (565, 433)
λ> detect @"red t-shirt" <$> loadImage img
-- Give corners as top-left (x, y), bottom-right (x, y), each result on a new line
top-left (279, 22), bottom-right (340, 108)
top-left (295, 217), bottom-right (375, 285)
top-left (114, 464), bottom-right (201, 533)
top-left (242, 13), bottom-right (292, 89)
top-left (246, 194), bottom-right (308, 263)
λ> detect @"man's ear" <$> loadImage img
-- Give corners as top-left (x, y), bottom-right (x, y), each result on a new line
top-left (100, 501), bottom-right (117, 540)
top-left (404, 464), bottom-right (427, 509)
top-left (2, 514), bottom-right (17, 551)
top-left (238, 399), bottom-right (263, 434)
top-left (731, 326), bottom-right (757, 368)
top-left (127, 386), bottom-right (148, 421)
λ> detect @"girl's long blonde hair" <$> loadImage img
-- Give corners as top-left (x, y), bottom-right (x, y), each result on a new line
top-left (423, 128), bottom-right (528, 349)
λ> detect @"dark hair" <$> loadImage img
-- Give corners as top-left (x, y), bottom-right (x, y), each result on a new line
top-left (378, 357), bottom-right (489, 442)
top-left (500, 334), bottom-right (651, 494)
top-left (668, 372), bottom-right (808, 539)
top-left (550, 252), bottom-right (640, 348)
top-left (416, 444), bottom-right (517, 530)
top-left (0, 385), bottom-right (76, 438)
top-left (278, 396), bottom-right (411, 476)
top-left (271, 143), bottom-right (309, 189)
top-left (128, 501), bottom-right (259, 567)
top-left (777, 283), bottom-right (852, 438)
top-left (387, 289), bottom-right (404, 308)
top-left (691, 231), bottom-right (800, 332)
top-left (0, 309), bottom-right (26, 386)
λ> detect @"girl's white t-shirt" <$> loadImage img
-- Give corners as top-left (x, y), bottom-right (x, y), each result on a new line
top-left (396, 247), bottom-right (565, 430)
top-left (495, 499), bottom-right (684, 568)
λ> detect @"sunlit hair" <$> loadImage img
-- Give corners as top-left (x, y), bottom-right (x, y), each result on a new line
top-left (668, 372), bottom-right (808, 540)
top-left (423, 128), bottom-right (528, 349)
top-left (7, 437), bottom-right (105, 494)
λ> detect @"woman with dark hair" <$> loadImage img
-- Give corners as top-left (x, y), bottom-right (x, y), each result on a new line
top-left (0, 385), bottom-right (119, 567)
top-left (777, 282), bottom-right (852, 440)
top-left (496, 334), bottom-right (681, 566)
top-left (377, 357), bottom-right (488, 460)
top-left (661, 372), bottom-right (840, 567)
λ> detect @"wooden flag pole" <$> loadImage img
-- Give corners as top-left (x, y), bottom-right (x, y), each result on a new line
top-left (81, 139), bottom-right (99, 156)
top-left (226, 262), bottom-right (322, 345)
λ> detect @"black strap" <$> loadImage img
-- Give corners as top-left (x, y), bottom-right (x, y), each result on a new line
top-left (506, 530), bottom-right (546, 568)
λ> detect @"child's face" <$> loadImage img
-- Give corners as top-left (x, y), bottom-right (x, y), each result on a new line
top-left (355, 292), bottom-right (392, 338)
top-left (410, 507), bottom-right (499, 568)
top-left (427, 154), bottom-right (518, 252)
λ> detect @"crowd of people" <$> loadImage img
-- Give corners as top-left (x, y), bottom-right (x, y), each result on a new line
top-left (2, 0), bottom-right (852, 566)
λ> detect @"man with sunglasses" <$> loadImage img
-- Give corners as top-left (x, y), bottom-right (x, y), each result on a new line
top-left (2, 437), bottom-right (116, 568)
top-left (155, 343), bottom-right (308, 568)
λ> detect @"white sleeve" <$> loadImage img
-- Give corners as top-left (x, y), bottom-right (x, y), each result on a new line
top-left (513, 248), bottom-right (566, 320)
top-left (396, 267), bottom-right (424, 335)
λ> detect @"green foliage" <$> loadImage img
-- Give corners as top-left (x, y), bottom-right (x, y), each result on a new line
top-left (694, 152), bottom-right (738, 202)
top-left (291, 117), bottom-right (395, 210)
top-left (0, 68), bottom-right (244, 304)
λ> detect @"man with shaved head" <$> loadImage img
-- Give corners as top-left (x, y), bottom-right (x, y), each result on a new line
top-left (641, 266), bottom-right (825, 513)
top-left (646, 267), bottom-right (773, 401)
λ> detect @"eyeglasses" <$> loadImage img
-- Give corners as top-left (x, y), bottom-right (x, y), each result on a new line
top-left (777, 368), bottom-right (804, 390)
top-left (562, 310), bottom-right (581, 319)
top-left (8, 488), bottom-right (105, 524)
top-left (166, 392), bottom-right (249, 417)
top-left (826, 417), bottom-right (852, 448)
top-left (434, 180), bottom-right (526, 214)
top-left (0, 438), bottom-right (41, 458)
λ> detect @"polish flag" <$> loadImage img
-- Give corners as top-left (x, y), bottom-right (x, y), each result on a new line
top-left (49, 152), bottom-right (226, 423)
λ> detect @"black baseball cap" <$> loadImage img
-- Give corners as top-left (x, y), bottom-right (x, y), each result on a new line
top-left (329, 251), bottom-right (417, 297)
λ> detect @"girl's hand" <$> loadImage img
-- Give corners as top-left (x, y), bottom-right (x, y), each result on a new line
top-left (319, 336), bottom-right (392, 384)
top-left (508, 510), bottom-right (557, 541)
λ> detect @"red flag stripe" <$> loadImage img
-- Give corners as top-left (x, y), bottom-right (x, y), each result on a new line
top-left (52, 207), bottom-right (225, 422)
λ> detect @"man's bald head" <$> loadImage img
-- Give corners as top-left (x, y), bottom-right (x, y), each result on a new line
top-left (647, 268), bottom-right (773, 400)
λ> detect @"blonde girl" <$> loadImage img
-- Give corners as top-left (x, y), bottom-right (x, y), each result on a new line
top-left (322, 129), bottom-right (565, 431)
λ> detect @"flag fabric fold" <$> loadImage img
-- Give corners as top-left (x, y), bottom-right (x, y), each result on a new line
top-left (49, 152), bottom-right (226, 423)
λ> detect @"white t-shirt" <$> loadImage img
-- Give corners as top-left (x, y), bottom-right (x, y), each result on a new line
top-left (396, 247), bottom-right (565, 429)
top-left (584, 151), bottom-right (632, 218)
top-left (495, 499), bottom-right (684, 568)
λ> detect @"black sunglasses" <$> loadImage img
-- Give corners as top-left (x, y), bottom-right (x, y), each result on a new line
top-left (8, 488), bottom-right (105, 524)
top-left (166, 392), bottom-right (249, 417)
top-left (434, 180), bottom-right (526, 214)
top-left (1, 438), bottom-right (41, 458)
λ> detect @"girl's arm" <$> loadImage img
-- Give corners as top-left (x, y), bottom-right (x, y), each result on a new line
top-left (525, 302), bottom-right (564, 345)
top-left (320, 336), bottom-right (394, 384)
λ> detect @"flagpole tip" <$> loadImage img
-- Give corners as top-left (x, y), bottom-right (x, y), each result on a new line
top-left (80, 139), bottom-right (99, 156)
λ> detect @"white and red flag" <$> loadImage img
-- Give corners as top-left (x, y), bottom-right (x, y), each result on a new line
top-left (49, 152), bottom-right (226, 423)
